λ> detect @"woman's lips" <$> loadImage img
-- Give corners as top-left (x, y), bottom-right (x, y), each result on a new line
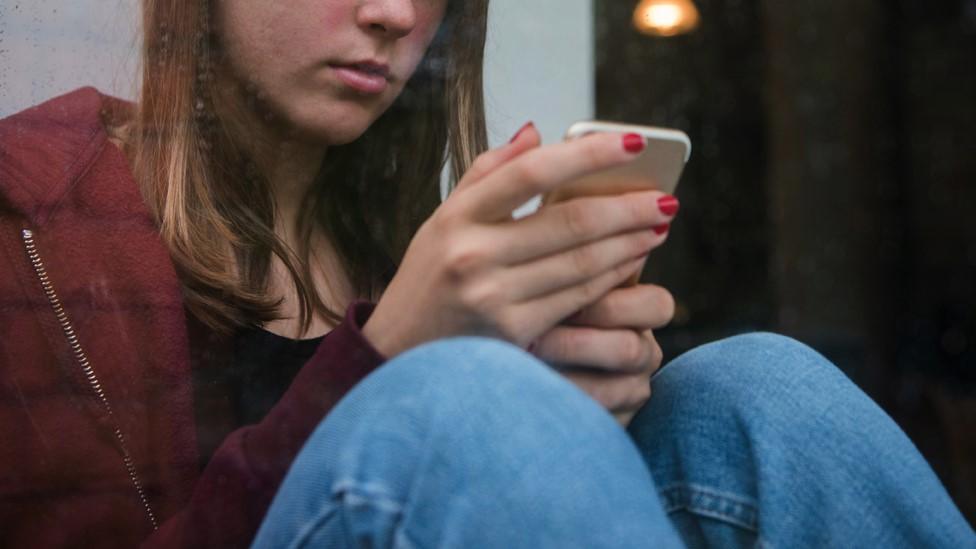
top-left (331, 65), bottom-right (389, 95)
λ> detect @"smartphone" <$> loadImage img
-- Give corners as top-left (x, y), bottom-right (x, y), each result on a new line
top-left (542, 121), bottom-right (692, 286)
top-left (542, 121), bottom-right (691, 206)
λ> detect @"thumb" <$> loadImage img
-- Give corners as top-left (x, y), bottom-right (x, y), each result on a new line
top-left (453, 121), bottom-right (541, 193)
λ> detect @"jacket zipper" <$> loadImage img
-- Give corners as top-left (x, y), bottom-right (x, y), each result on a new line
top-left (21, 229), bottom-right (159, 530)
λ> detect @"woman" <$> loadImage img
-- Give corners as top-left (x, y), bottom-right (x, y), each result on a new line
top-left (0, 0), bottom-right (971, 547)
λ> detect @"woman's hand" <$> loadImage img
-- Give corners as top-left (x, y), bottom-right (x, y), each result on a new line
top-left (363, 123), bottom-right (678, 358)
top-left (529, 283), bottom-right (676, 427)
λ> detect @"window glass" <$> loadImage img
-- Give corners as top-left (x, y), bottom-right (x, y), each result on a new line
top-left (2, 0), bottom-right (973, 544)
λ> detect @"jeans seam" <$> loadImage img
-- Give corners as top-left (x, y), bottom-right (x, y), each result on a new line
top-left (290, 506), bottom-right (341, 549)
top-left (289, 482), bottom-right (407, 548)
top-left (332, 479), bottom-right (406, 514)
top-left (659, 482), bottom-right (762, 533)
top-left (394, 527), bottom-right (421, 549)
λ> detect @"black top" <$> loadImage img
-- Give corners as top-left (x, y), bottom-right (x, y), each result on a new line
top-left (193, 326), bottom-right (324, 466)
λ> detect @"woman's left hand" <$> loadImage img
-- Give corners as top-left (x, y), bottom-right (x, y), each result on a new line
top-left (528, 282), bottom-right (675, 427)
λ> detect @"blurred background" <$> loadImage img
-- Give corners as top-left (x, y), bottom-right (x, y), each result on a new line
top-left (2, 0), bottom-right (973, 525)
top-left (610, 0), bottom-right (976, 523)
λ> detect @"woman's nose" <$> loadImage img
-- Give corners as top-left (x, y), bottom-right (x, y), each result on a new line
top-left (357, 0), bottom-right (417, 39)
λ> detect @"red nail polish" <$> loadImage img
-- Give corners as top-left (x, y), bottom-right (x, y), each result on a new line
top-left (623, 133), bottom-right (645, 153)
top-left (653, 223), bottom-right (670, 235)
top-left (509, 121), bottom-right (534, 144)
top-left (658, 195), bottom-right (680, 216)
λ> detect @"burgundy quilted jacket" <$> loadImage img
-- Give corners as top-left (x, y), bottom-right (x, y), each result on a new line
top-left (0, 87), bottom-right (387, 547)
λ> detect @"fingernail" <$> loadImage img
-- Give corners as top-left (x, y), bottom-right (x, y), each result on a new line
top-left (658, 195), bottom-right (680, 216)
top-left (509, 121), bottom-right (534, 144)
top-left (653, 223), bottom-right (670, 235)
top-left (623, 133), bottom-right (645, 153)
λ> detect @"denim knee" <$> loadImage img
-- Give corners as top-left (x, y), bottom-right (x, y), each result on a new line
top-left (308, 335), bottom-right (633, 494)
top-left (649, 332), bottom-right (845, 414)
top-left (370, 335), bottom-right (606, 423)
top-left (628, 330), bottom-right (881, 495)
top-left (630, 333), bottom-right (847, 489)
top-left (628, 339), bottom-right (976, 547)
top-left (630, 331), bottom-right (913, 500)
top-left (389, 335), bottom-right (573, 395)
top-left (262, 336), bottom-right (683, 548)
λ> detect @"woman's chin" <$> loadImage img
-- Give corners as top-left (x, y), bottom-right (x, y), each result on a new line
top-left (286, 112), bottom-right (378, 147)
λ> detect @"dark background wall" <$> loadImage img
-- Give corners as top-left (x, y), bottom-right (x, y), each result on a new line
top-left (595, 0), bottom-right (976, 522)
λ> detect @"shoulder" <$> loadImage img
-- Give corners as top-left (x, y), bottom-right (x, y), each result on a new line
top-left (0, 87), bottom-right (136, 223)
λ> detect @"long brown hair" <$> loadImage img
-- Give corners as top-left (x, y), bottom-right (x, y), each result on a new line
top-left (127, 0), bottom-right (489, 334)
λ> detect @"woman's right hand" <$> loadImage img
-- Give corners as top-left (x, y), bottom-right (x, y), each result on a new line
top-left (362, 123), bottom-right (678, 358)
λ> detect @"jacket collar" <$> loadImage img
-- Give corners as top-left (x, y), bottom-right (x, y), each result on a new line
top-left (0, 87), bottom-right (132, 227)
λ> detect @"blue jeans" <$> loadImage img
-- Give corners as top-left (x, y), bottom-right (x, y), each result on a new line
top-left (252, 333), bottom-right (975, 548)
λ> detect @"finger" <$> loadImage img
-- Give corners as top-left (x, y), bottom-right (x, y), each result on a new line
top-left (457, 131), bottom-right (646, 222)
top-left (531, 326), bottom-right (653, 373)
top-left (508, 255), bottom-right (645, 333)
top-left (564, 284), bottom-right (676, 330)
top-left (452, 122), bottom-right (541, 194)
top-left (623, 253), bottom-right (650, 288)
top-left (560, 367), bottom-right (652, 416)
top-left (500, 227), bottom-right (664, 303)
top-left (614, 410), bottom-right (638, 427)
top-left (489, 190), bottom-right (676, 266)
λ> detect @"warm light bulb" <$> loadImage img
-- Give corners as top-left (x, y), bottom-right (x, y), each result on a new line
top-left (646, 5), bottom-right (683, 29)
top-left (633, 0), bottom-right (701, 37)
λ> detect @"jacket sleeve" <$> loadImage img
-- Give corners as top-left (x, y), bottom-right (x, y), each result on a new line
top-left (142, 300), bottom-right (387, 548)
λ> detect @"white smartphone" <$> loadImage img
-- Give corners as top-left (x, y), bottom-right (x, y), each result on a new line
top-left (541, 121), bottom-right (691, 206)
top-left (541, 121), bottom-right (691, 286)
